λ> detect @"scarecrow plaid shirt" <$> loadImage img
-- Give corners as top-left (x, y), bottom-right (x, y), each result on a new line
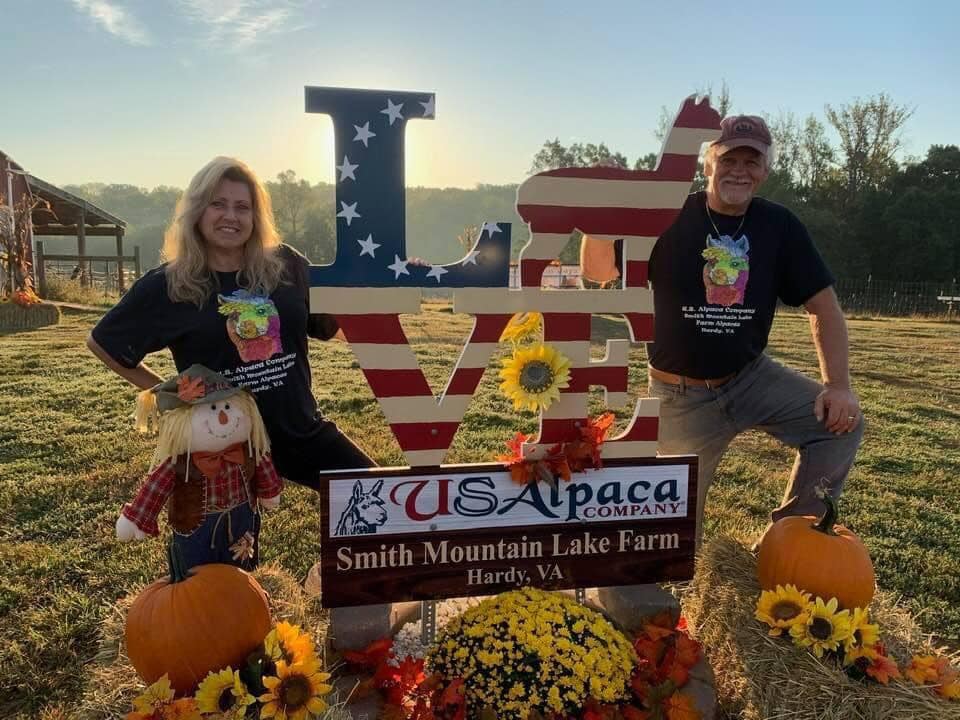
top-left (122, 450), bottom-right (282, 536)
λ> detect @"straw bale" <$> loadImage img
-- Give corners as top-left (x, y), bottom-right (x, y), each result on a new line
top-left (683, 536), bottom-right (960, 720)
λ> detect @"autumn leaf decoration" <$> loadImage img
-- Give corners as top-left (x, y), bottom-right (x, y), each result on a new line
top-left (498, 412), bottom-right (616, 487)
top-left (628, 612), bottom-right (704, 720)
top-left (344, 638), bottom-right (466, 720)
top-left (176, 375), bottom-right (206, 403)
top-left (497, 432), bottom-right (570, 488)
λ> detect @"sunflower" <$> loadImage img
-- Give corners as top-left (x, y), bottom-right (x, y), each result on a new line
top-left (264, 621), bottom-right (317, 666)
top-left (259, 659), bottom-right (333, 720)
top-left (755, 585), bottom-right (811, 636)
top-left (500, 312), bottom-right (542, 345)
top-left (499, 343), bottom-right (571, 413)
top-left (195, 668), bottom-right (255, 718)
top-left (842, 607), bottom-right (881, 664)
top-left (789, 596), bottom-right (853, 658)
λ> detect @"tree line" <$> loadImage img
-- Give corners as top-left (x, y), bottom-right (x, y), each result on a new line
top-left (43, 91), bottom-right (957, 284)
top-left (51, 177), bottom-right (532, 270)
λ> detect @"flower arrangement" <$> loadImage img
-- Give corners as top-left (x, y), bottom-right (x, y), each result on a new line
top-left (755, 585), bottom-right (959, 699)
top-left (345, 592), bottom-right (704, 720)
top-left (428, 588), bottom-right (636, 720)
top-left (125, 621), bottom-right (333, 719)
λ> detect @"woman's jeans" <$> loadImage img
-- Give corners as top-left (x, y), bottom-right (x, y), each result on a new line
top-left (647, 354), bottom-right (864, 546)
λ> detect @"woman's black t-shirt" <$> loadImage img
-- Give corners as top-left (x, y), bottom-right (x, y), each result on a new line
top-left (92, 245), bottom-right (337, 445)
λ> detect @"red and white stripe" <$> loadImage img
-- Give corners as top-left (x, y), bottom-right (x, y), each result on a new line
top-left (511, 96), bottom-right (720, 459)
top-left (312, 97), bottom-right (720, 467)
top-left (336, 311), bottom-right (512, 467)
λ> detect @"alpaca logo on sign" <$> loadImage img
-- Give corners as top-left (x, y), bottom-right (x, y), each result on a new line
top-left (218, 290), bottom-right (283, 362)
top-left (335, 479), bottom-right (388, 536)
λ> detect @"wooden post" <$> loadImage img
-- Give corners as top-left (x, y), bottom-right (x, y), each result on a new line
top-left (77, 207), bottom-right (87, 287)
top-left (133, 245), bottom-right (141, 279)
top-left (36, 240), bottom-right (47, 298)
top-left (115, 228), bottom-right (125, 293)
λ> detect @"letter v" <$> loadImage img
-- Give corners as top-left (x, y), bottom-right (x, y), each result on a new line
top-left (337, 310), bottom-right (512, 467)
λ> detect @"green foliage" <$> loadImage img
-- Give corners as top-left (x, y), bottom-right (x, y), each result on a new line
top-left (51, 175), bottom-right (538, 270)
top-left (529, 139), bottom-right (629, 173)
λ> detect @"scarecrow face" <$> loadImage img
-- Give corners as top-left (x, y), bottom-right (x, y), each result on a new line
top-left (190, 396), bottom-right (251, 452)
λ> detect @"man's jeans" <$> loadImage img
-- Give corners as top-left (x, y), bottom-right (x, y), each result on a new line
top-left (647, 353), bottom-right (864, 544)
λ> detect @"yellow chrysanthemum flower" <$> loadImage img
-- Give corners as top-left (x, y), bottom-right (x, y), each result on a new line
top-left (259, 660), bottom-right (333, 720)
top-left (755, 584), bottom-right (812, 636)
top-left (499, 343), bottom-right (571, 413)
top-left (426, 587), bottom-right (634, 720)
top-left (132, 674), bottom-right (175, 714)
top-left (790, 596), bottom-right (854, 658)
top-left (195, 668), bottom-right (255, 719)
top-left (500, 312), bottom-right (543, 345)
top-left (264, 621), bottom-right (316, 667)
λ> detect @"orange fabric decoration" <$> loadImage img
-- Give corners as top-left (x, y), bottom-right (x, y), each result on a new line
top-left (191, 442), bottom-right (247, 478)
top-left (177, 375), bottom-right (206, 402)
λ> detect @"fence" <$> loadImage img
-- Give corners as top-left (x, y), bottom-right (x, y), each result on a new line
top-left (35, 241), bottom-right (141, 298)
top-left (833, 278), bottom-right (959, 318)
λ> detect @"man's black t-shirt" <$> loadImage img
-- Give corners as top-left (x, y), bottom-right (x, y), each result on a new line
top-left (647, 192), bottom-right (834, 378)
top-left (92, 245), bottom-right (337, 445)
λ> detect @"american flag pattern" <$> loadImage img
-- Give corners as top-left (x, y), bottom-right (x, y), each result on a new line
top-left (306, 89), bottom-right (720, 467)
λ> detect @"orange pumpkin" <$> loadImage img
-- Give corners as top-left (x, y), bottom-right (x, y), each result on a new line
top-left (125, 543), bottom-right (271, 695)
top-left (757, 491), bottom-right (875, 610)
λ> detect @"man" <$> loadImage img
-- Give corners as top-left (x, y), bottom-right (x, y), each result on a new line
top-left (584, 115), bottom-right (863, 545)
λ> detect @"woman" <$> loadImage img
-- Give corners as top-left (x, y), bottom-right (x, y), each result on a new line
top-left (88, 156), bottom-right (374, 490)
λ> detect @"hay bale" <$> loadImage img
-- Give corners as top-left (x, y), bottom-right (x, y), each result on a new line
top-left (75, 562), bottom-right (332, 719)
top-left (0, 300), bottom-right (60, 330)
top-left (683, 536), bottom-right (960, 720)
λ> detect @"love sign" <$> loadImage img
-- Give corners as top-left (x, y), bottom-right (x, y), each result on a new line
top-left (306, 87), bottom-right (721, 606)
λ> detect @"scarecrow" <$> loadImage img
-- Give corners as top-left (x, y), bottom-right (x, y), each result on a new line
top-left (115, 364), bottom-right (282, 570)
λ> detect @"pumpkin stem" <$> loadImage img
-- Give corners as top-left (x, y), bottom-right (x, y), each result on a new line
top-left (167, 540), bottom-right (191, 584)
top-left (811, 489), bottom-right (839, 536)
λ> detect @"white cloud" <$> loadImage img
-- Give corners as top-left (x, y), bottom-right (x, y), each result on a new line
top-left (71, 0), bottom-right (152, 46)
top-left (177, 0), bottom-right (311, 49)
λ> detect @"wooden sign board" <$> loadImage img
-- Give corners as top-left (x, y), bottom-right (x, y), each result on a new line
top-left (319, 456), bottom-right (697, 607)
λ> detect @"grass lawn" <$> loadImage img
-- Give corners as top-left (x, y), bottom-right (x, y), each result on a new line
top-left (1, 304), bottom-right (958, 718)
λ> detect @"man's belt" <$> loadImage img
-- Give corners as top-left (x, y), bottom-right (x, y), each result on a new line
top-left (648, 366), bottom-right (736, 389)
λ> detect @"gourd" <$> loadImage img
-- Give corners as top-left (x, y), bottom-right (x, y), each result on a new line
top-left (125, 542), bottom-right (271, 694)
top-left (757, 491), bottom-right (875, 610)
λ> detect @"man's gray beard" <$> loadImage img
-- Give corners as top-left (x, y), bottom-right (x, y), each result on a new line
top-left (717, 185), bottom-right (753, 209)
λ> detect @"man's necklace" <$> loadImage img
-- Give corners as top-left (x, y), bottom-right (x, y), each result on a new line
top-left (705, 200), bottom-right (750, 242)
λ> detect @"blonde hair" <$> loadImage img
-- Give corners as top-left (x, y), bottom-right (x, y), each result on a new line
top-left (162, 156), bottom-right (286, 306)
top-left (135, 389), bottom-right (270, 470)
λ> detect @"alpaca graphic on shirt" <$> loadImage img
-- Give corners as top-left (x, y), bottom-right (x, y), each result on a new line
top-left (218, 290), bottom-right (283, 362)
top-left (702, 234), bottom-right (750, 307)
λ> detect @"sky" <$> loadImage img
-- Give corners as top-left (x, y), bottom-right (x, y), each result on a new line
top-left (2, 0), bottom-right (958, 191)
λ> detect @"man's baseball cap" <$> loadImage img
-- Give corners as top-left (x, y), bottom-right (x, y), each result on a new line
top-left (711, 115), bottom-right (772, 156)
